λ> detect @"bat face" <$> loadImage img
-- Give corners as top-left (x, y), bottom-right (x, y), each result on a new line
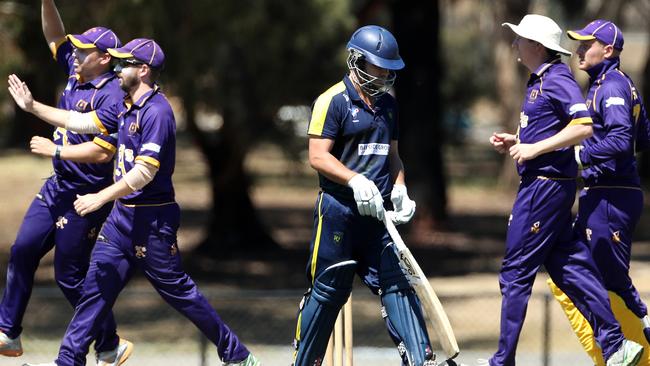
top-left (383, 212), bottom-right (460, 360)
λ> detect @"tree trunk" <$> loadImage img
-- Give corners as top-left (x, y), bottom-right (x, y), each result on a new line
top-left (391, 0), bottom-right (448, 229)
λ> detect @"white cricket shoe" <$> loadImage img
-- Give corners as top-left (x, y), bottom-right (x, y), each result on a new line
top-left (97, 339), bottom-right (134, 366)
top-left (606, 340), bottom-right (644, 366)
top-left (223, 353), bottom-right (260, 366)
top-left (0, 330), bottom-right (22, 357)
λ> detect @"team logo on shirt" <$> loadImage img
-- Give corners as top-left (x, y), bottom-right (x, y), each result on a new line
top-left (519, 112), bottom-right (529, 128)
top-left (75, 99), bottom-right (89, 112)
top-left (350, 107), bottom-right (360, 123)
top-left (528, 89), bottom-right (538, 102)
top-left (56, 216), bottom-right (68, 229)
top-left (530, 221), bottom-right (541, 234)
top-left (128, 122), bottom-right (139, 136)
top-left (612, 231), bottom-right (621, 243)
top-left (358, 143), bottom-right (389, 156)
top-left (333, 232), bottom-right (343, 245)
top-left (135, 245), bottom-right (147, 258)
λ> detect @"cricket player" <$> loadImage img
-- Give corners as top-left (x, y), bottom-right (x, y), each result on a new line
top-left (291, 25), bottom-right (434, 365)
top-left (486, 14), bottom-right (643, 366)
top-left (547, 20), bottom-right (650, 366)
top-left (8, 38), bottom-right (258, 366)
top-left (0, 1), bottom-right (131, 364)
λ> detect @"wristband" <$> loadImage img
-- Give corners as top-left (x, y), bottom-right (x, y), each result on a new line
top-left (54, 145), bottom-right (62, 160)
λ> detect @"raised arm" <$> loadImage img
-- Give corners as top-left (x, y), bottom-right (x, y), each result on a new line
top-left (8, 74), bottom-right (100, 133)
top-left (41, 0), bottom-right (66, 50)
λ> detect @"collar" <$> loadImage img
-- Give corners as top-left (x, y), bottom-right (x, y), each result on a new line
top-left (586, 57), bottom-right (620, 81)
top-left (532, 57), bottom-right (562, 78)
top-left (80, 71), bottom-right (116, 89)
top-left (126, 84), bottom-right (160, 111)
top-left (343, 75), bottom-right (362, 101)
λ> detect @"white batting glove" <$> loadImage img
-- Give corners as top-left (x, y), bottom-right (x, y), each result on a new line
top-left (347, 174), bottom-right (385, 221)
top-left (390, 184), bottom-right (416, 225)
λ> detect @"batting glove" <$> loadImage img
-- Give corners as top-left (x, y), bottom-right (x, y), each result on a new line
top-left (347, 174), bottom-right (385, 221)
top-left (390, 184), bottom-right (416, 225)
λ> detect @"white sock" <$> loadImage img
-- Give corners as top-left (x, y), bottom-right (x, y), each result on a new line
top-left (642, 314), bottom-right (650, 328)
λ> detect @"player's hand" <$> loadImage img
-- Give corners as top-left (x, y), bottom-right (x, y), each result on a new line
top-left (7, 74), bottom-right (34, 112)
top-left (347, 174), bottom-right (385, 221)
top-left (489, 132), bottom-right (516, 154)
top-left (390, 184), bottom-right (416, 225)
top-left (30, 136), bottom-right (56, 158)
top-left (74, 193), bottom-right (106, 217)
top-left (509, 143), bottom-right (540, 164)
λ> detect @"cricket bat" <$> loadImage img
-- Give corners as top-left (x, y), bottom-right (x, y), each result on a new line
top-left (383, 212), bottom-right (460, 360)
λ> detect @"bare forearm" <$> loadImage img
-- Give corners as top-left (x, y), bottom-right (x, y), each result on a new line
top-left (97, 180), bottom-right (135, 204)
top-left (310, 153), bottom-right (356, 185)
top-left (41, 0), bottom-right (65, 45)
top-left (31, 100), bottom-right (69, 128)
top-left (534, 124), bottom-right (592, 156)
top-left (61, 145), bottom-right (113, 163)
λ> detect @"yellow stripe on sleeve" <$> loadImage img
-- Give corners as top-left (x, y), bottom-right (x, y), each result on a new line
top-left (90, 111), bottom-right (109, 136)
top-left (568, 117), bottom-right (593, 126)
top-left (307, 82), bottom-right (346, 136)
top-left (93, 137), bottom-right (117, 153)
top-left (135, 156), bottom-right (160, 168)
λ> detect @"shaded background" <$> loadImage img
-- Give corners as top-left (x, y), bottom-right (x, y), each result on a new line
top-left (0, 0), bottom-right (649, 365)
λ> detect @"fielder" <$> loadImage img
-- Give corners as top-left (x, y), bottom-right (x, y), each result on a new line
top-left (291, 25), bottom-right (435, 366)
top-left (0, 1), bottom-right (131, 364)
top-left (487, 14), bottom-right (642, 366)
top-left (8, 38), bottom-right (258, 366)
top-left (547, 19), bottom-right (650, 365)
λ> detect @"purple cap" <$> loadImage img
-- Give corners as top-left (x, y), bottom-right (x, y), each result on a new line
top-left (108, 38), bottom-right (165, 69)
top-left (67, 27), bottom-right (121, 52)
top-left (567, 19), bottom-right (624, 50)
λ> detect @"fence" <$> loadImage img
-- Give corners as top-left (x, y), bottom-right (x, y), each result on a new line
top-left (1, 285), bottom-right (615, 366)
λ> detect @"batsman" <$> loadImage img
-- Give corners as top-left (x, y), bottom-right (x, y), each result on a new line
top-left (291, 25), bottom-right (435, 366)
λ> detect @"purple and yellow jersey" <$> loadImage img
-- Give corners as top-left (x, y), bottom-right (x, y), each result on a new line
top-left (516, 58), bottom-right (592, 178)
top-left (50, 39), bottom-right (122, 190)
top-left (578, 57), bottom-right (648, 187)
top-left (307, 75), bottom-right (399, 200)
top-left (91, 86), bottom-right (176, 205)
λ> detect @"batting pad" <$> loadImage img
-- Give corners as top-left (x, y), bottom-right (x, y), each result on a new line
top-left (547, 279), bottom-right (650, 366)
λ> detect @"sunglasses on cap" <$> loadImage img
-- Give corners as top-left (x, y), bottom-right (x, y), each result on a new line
top-left (114, 58), bottom-right (146, 69)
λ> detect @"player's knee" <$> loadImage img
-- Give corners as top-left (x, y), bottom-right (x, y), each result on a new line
top-left (379, 243), bottom-right (411, 294)
top-left (293, 260), bottom-right (357, 366)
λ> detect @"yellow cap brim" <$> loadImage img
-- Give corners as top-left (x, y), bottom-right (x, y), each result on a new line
top-left (67, 34), bottom-right (97, 49)
top-left (567, 30), bottom-right (596, 41)
top-left (107, 48), bottom-right (134, 59)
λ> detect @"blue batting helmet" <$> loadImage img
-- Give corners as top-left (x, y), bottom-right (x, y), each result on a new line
top-left (346, 25), bottom-right (404, 70)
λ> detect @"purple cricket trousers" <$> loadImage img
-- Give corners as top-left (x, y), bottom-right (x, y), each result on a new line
top-left (574, 186), bottom-right (647, 318)
top-left (0, 177), bottom-right (118, 353)
top-left (490, 177), bottom-right (624, 366)
top-left (55, 202), bottom-right (250, 366)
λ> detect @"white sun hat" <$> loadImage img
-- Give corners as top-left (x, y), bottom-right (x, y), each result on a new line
top-left (502, 14), bottom-right (572, 56)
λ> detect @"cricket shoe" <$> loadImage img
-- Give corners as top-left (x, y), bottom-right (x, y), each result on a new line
top-left (222, 353), bottom-right (260, 365)
top-left (606, 339), bottom-right (643, 366)
top-left (0, 330), bottom-right (22, 356)
top-left (97, 339), bottom-right (133, 366)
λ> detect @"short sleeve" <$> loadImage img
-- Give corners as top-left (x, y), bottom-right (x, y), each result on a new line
top-left (134, 106), bottom-right (174, 169)
top-left (93, 133), bottom-right (118, 154)
top-left (545, 74), bottom-right (592, 125)
top-left (307, 82), bottom-right (346, 139)
top-left (91, 103), bottom-right (122, 136)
